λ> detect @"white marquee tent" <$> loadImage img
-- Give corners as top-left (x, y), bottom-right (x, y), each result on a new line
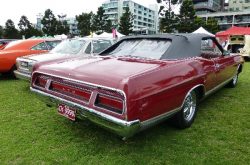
top-left (98, 32), bottom-right (125, 38)
top-left (193, 27), bottom-right (215, 37)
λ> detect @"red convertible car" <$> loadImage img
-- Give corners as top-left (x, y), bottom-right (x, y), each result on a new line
top-left (30, 34), bottom-right (244, 139)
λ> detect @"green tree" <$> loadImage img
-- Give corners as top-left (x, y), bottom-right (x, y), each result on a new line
top-left (76, 12), bottom-right (95, 36)
top-left (157, 0), bottom-right (181, 33)
top-left (157, 0), bottom-right (182, 15)
top-left (41, 9), bottom-right (58, 36)
top-left (92, 7), bottom-right (112, 33)
top-left (0, 25), bottom-right (3, 38)
top-left (18, 15), bottom-right (43, 38)
top-left (104, 19), bottom-right (112, 33)
top-left (193, 17), bottom-right (206, 31)
top-left (204, 18), bottom-right (219, 34)
top-left (119, 7), bottom-right (133, 35)
top-left (177, 0), bottom-right (196, 33)
top-left (57, 20), bottom-right (70, 35)
top-left (160, 10), bottom-right (178, 33)
top-left (28, 28), bottom-right (44, 37)
top-left (18, 15), bottom-right (32, 32)
top-left (3, 19), bottom-right (20, 39)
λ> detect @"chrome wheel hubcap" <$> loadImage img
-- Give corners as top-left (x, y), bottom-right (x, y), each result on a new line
top-left (233, 74), bottom-right (238, 85)
top-left (183, 91), bottom-right (196, 121)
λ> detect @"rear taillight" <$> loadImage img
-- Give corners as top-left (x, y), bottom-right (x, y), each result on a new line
top-left (95, 94), bottom-right (124, 114)
top-left (49, 82), bottom-right (91, 102)
top-left (34, 76), bottom-right (48, 88)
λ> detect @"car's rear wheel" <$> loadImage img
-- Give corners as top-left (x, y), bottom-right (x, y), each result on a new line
top-left (172, 90), bottom-right (198, 129)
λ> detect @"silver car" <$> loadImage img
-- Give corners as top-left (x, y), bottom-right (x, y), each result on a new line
top-left (14, 38), bottom-right (114, 80)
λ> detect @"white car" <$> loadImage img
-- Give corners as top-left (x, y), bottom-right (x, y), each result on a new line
top-left (14, 38), bottom-right (114, 80)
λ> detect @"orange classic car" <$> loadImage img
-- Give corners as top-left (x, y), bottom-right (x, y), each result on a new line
top-left (0, 39), bottom-right (61, 75)
top-left (0, 39), bottom-right (16, 50)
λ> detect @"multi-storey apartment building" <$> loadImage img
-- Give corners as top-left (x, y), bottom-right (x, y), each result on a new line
top-left (228, 0), bottom-right (250, 11)
top-left (198, 10), bottom-right (250, 31)
top-left (102, 0), bottom-right (159, 34)
top-left (193, 0), bottom-right (225, 15)
top-left (66, 18), bottom-right (80, 36)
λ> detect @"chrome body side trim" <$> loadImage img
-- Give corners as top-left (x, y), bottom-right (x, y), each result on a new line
top-left (141, 107), bottom-right (181, 130)
top-left (204, 76), bottom-right (234, 97)
top-left (140, 84), bottom-right (205, 130)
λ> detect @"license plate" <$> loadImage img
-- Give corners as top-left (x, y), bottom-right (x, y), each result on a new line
top-left (58, 104), bottom-right (76, 121)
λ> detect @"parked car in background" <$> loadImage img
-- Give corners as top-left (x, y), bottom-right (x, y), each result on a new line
top-left (30, 34), bottom-right (244, 139)
top-left (15, 38), bottom-right (114, 80)
top-left (0, 39), bottom-right (61, 76)
top-left (224, 35), bottom-right (245, 54)
top-left (240, 35), bottom-right (250, 60)
top-left (0, 39), bottom-right (16, 50)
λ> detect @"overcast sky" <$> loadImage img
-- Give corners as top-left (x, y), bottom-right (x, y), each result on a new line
top-left (0, 0), bottom-right (157, 26)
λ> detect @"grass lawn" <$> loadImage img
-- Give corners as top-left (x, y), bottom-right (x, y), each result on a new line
top-left (0, 63), bottom-right (250, 165)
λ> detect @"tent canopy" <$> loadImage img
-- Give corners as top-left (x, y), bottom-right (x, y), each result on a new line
top-left (98, 32), bottom-right (125, 38)
top-left (193, 27), bottom-right (215, 37)
top-left (216, 26), bottom-right (250, 37)
top-left (86, 33), bottom-right (99, 38)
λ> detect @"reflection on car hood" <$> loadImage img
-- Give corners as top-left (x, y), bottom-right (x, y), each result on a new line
top-left (36, 56), bottom-right (168, 88)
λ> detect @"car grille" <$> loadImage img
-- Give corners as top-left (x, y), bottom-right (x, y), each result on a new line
top-left (33, 73), bottom-right (125, 115)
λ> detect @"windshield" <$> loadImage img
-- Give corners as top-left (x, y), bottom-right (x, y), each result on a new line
top-left (46, 40), bottom-right (61, 50)
top-left (93, 39), bottom-right (112, 53)
top-left (51, 39), bottom-right (86, 54)
top-left (108, 39), bottom-right (171, 59)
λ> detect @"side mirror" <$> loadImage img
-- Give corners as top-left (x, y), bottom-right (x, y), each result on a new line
top-left (223, 50), bottom-right (230, 56)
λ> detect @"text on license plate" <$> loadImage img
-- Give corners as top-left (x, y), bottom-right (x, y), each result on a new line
top-left (58, 104), bottom-right (76, 121)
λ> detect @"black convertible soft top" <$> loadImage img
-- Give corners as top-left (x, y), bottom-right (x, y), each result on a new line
top-left (100, 33), bottom-right (224, 60)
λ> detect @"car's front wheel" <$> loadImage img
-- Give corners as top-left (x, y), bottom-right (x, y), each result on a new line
top-left (173, 90), bottom-right (198, 129)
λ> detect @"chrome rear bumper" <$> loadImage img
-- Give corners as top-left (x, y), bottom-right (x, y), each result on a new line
top-left (14, 70), bottom-right (31, 81)
top-left (30, 87), bottom-right (141, 138)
